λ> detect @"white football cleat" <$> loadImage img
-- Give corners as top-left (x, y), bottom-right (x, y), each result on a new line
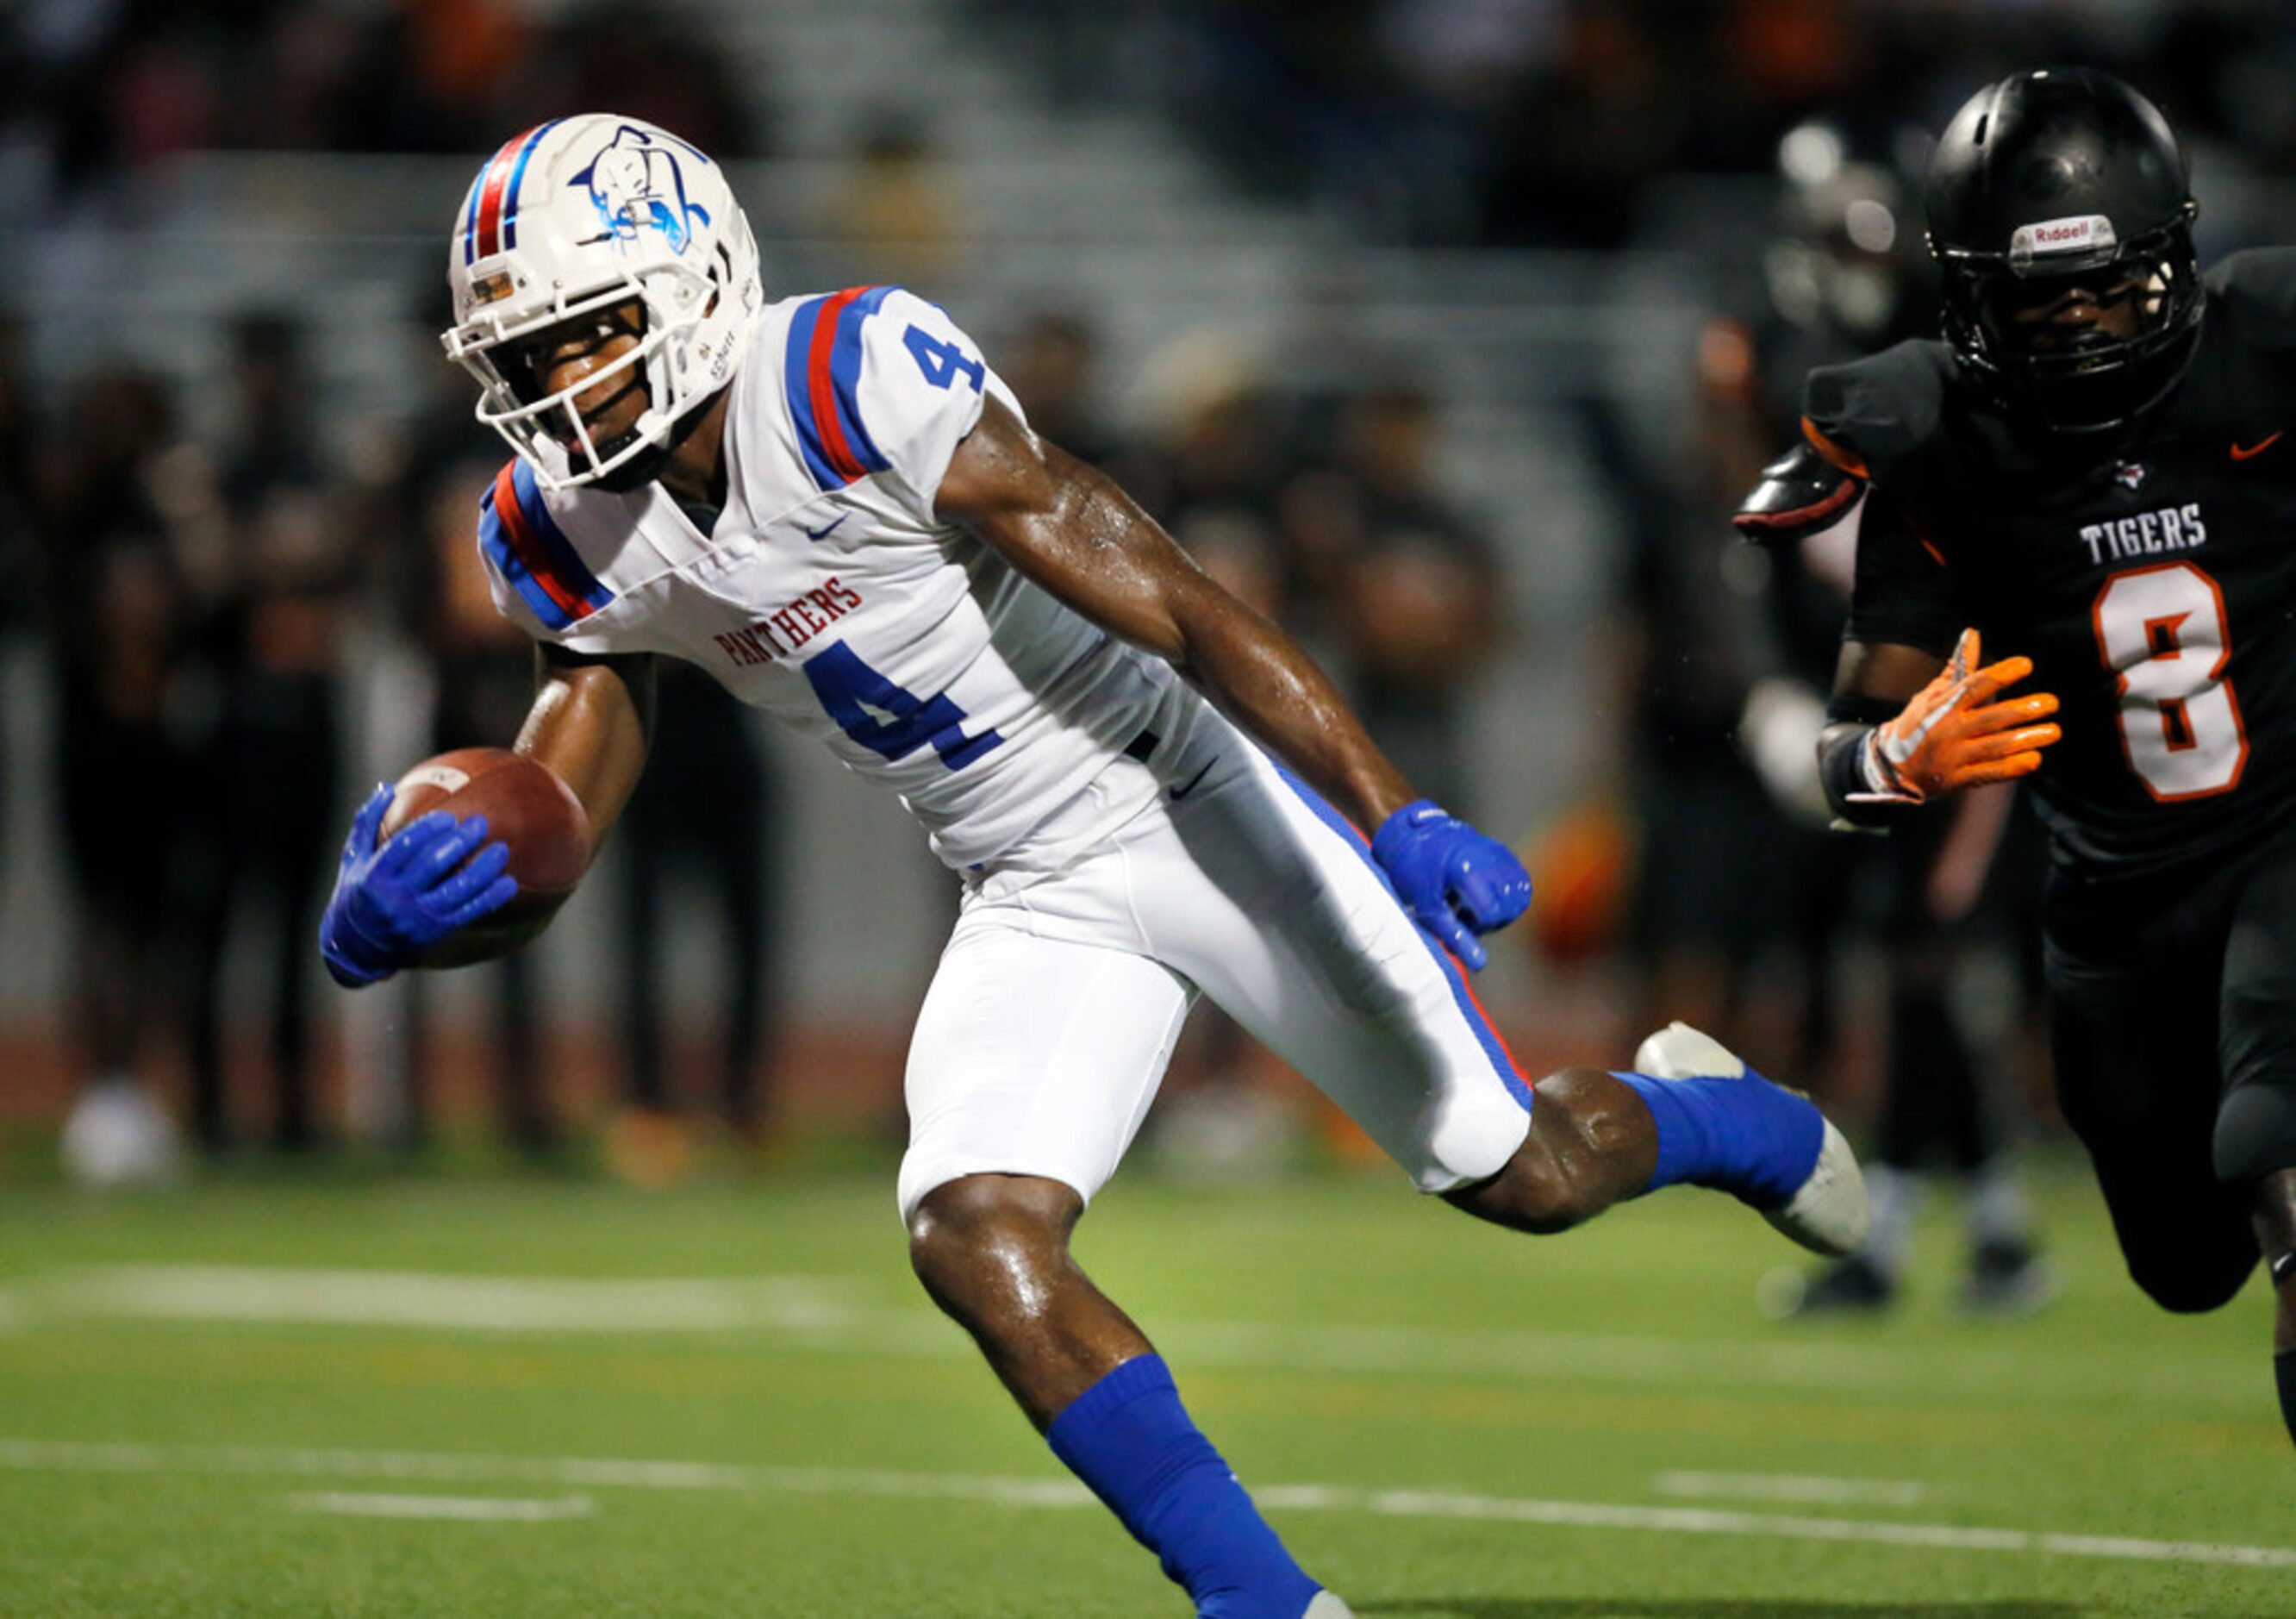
top-left (1632, 1021), bottom-right (1869, 1259)
top-left (1303, 1594), bottom-right (1355, 1618)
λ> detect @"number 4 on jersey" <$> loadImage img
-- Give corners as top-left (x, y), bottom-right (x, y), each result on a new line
top-left (903, 325), bottom-right (985, 393)
top-left (803, 640), bottom-right (1004, 770)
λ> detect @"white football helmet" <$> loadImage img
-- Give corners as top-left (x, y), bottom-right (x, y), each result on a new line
top-left (441, 113), bottom-right (765, 490)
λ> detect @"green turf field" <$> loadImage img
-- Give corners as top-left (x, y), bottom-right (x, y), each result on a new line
top-left (0, 1153), bottom-right (2287, 1617)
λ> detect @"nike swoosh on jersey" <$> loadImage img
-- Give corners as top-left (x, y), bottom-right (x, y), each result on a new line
top-left (2231, 432), bottom-right (2284, 461)
top-left (804, 513), bottom-right (849, 541)
top-left (1169, 758), bottom-right (1219, 801)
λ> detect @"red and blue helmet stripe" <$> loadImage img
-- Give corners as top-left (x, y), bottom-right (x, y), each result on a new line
top-left (478, 459), bottom-right (615, 630)
top-left (783, 285), bottom-right (894, 492)
top-left (463, 119), bottom-right (564, 266)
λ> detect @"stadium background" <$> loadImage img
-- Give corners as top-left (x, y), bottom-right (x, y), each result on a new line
top-left (9, 0), bottom-right (2296, 1140)
top-left (3, 7), bottom-right (2296, 1614)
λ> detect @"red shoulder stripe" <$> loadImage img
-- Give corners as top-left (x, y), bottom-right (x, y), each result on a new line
top-left (490, 462), bottom-right (591, 622)
top-left (806, 286), bottom-right (872, 483)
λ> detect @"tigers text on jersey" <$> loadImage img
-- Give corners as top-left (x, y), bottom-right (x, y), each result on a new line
top-left (1801, 248), bottom-right (2296, 881)
top-left (474, 285), bottom-right (1191, 870)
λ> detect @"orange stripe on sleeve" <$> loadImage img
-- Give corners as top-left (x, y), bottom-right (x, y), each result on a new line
top-left (1800, 416), bottom-right (1870, 479)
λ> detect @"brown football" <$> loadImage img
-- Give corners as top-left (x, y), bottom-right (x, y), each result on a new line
top-left (378, 748), bottom-right (591, 955)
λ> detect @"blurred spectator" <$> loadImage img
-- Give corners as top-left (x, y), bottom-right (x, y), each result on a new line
top-left (1319, 380), bottom-right (1500, 810)
top-left (1577, 385), bottom-right (1782, 1060)
top-left (25, 0), bottom-right (765, 199)
top-left (32, 363), bottom-right (199, 1177)
top-left (1118, 335), bottom-right (1285, 545)
top-left (494, 4), bottom-right (765, 161)
top-left (609, 665), bottom-right (777, 1187)
top-left (0, 319), bottom-right (34, 867)
top-left (999, 309), bottom-right (1117, 469)
top-left (1478, 1), bottom-right (1684, 248)
top-left (1039, 0), bottom-right (2296, 247)
top-left (825, 109), bottom-right (963, 285)
top-left (177, 314), bottom-right (353, 1153)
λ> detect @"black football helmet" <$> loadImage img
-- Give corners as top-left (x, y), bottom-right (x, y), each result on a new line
top-left (1925, 67), bottom-right (2203, 439)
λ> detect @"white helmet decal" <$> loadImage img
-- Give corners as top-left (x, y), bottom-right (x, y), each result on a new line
top-left (441, 113), bottom-right (765, 491)
top-left (574, 127), bottom-right (711, 256)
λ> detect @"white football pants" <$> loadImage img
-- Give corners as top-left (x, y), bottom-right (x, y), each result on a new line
top-left (897, 710), bottom-right (1535, 1222)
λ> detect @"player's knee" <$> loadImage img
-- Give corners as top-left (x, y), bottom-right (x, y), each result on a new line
top-left (906, 1172), bottom-right (1080, 1318)
top-left (2213, 1080), bottom-right (2296, 1190)
top-left (1450, 1135), bottom-right (1594, 1235)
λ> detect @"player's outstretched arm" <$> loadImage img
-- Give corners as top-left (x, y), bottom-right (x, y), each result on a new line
top-left (937, 397), bottom-right (1528, 966)
top-left (1819, 629), bottom-right (2060, 825)
top-left (514, 644), bottom-right (656, 844)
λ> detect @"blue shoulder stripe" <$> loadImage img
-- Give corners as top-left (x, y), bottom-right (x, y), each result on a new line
top-left (783, 297), bottom-right (840, 492)
top-left (783, 287), bottom-right (896, 492)
top-left (477, 461), bottom-right (615, 632)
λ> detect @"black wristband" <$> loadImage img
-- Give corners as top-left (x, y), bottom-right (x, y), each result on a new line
top-left (1819, 725), bottom-right (1900, 829)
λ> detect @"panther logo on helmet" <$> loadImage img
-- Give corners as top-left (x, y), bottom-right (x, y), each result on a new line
top-left (575, 127), bottom-right (711, 257)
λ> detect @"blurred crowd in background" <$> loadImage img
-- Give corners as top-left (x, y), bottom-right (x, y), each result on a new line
top-left (6, 0), bottom-right (2290, 1308)
top-left (983, 0), bottom-right (2296, 243)
top-left (24, 2), bottom-right (2296, 225)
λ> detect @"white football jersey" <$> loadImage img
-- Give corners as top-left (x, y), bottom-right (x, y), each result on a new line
top-left (475, 285), bottom-right (1198, 868)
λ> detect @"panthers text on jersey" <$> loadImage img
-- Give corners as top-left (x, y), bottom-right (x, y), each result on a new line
top-left (1796, 248), bottom-right (2296, 882)
top-left (475, 284), bottom-right (1201, 870)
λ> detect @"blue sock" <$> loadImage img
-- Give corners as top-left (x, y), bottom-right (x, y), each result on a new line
top-left (1613, 1068), bottom-right (1824, 1206)
top-left (1045, 1354), bottom-right (1320, 1619)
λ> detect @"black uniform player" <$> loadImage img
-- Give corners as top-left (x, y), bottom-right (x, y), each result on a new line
top-left (1740, 67), bottom-right (2296, 1447)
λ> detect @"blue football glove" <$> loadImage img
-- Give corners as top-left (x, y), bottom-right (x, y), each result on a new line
top-left (318, 784), bottom-right (519, 988)
top-left (1369, 799), bottom-right (1532, 972)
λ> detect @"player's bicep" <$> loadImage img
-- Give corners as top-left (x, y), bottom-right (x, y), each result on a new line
top-left (1831, 638), bottom-right (1948, 715)
top-left (937, 395), bottom-right (1215, 662)
top-left (514, 645), bottom-right (655, 843)
top-left (1843, 488), bottom-right (1958, 659)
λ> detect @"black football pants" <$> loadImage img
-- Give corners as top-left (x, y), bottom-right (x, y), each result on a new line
top-left (2043, 832), bottom-right (2296, 1312)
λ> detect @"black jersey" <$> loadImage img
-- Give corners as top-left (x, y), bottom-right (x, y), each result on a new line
top-left (1807, 248), bottom-right (2296, 880)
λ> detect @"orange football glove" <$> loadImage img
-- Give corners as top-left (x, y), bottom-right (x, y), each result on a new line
top-left (1850, 628), bottom-right (2062, 804)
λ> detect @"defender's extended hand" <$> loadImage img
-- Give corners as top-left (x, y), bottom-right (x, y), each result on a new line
top-left (318, 784), bottom-right (518, 988)
top-left (1852, 628), bottom-right (2062, 804)
top-left (1370, 801), bottom-right (1532, 972)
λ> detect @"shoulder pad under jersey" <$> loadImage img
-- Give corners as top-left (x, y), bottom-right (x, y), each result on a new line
top-left (2205, 247), bottom-right (2296, 352)
top-left (1731, 441), bottom-right (1863, 546)
top-left (1799, 339), bottom-right (1954, 485)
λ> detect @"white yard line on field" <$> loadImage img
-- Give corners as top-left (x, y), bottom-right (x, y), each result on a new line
top-left (1, 1438), bottom-right (2288, 1571)
top-left (1650, 1470), bottom-right (1931, 1507)
top-left (27, 1263), bottom-right (2251, 1406)
top-left (287, 1491), bottom-right (596, 1522)
top-left (37, 1266), bottom-right (854, 1335)
top-left (34, 1265), bottom-right (874, 1336)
